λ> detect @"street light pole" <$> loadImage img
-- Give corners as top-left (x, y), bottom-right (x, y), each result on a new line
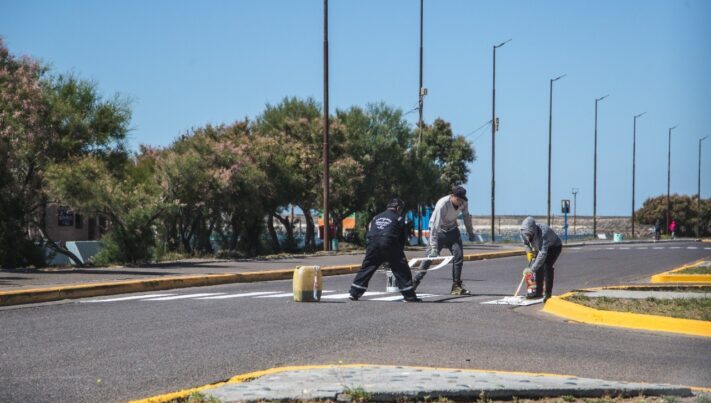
top-left (416, 0), bottom-right (424, 245)
top-left (631, 112), bottom-right (646, 239)
top-left (491, 38), bottom-right (510, 243)
top-left (322, 0), bottom-right (330, 251)
top-left (592, 94), bottom-right (608, 238)
top-left (572, 188), bottom-right (578, 236)
top-left (699, 136), bottom-right (709, 236)
top-left (547, 74), bottom-right (565, 226)
top-left (666, 125), bottom-right (677, 235)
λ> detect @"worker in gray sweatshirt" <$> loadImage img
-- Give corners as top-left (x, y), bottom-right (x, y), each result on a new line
top-left (520, 216), bottom-right (562, 301)
top-left (414, 185), bottom-right (476, 295)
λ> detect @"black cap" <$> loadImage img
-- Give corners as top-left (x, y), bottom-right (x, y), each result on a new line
top-left (387, 198), bottom-right (405, 210)
top-left (451, 185), bottom-right (468, 201)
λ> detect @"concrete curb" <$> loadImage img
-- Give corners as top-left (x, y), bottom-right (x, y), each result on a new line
top-left (650, 258), bottom-right (711, 283)
top-left (0, 250), bottom-right (525, 307)
top-left (542, 258), bottom-right (711, 337)
top-left (129, 364), bottom-right (695, 403)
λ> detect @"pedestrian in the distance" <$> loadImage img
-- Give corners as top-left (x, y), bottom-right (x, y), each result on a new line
top-left (349, 198), bottom-right (421, 302)
top-left (654, 219), bottom-right (661, 241)
top-left (413, 185), bottom-right (476, 295)
top-left (669, 219), bottom-right (677, 239)
top-left (520, 216), bottom-right (562, 301)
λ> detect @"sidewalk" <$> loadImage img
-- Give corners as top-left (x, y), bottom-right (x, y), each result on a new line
top-left (133, 364), bottom-right (697, 403)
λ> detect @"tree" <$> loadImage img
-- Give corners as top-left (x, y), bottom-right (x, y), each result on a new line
top-left (0, 38), bottom-right (131, 267)
top-left (636, 194), bottom-right (711, 237)
top-left (45, 154), bottom-right (166, 264)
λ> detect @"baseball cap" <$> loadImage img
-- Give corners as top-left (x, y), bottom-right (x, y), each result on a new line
top-left (451, 185), bottom-right (468, 201)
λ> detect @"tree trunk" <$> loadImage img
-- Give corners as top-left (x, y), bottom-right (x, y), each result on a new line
top-left (267, 214), bottom-right (282, 253)
top-left (32, 223), bottom-right (84, 267)
top-left (274, 214), bottom-right (296, 252)
top-left (229, 213), bottom-right (239, 251)
top-left (302, 208), bottom-right (316, 252)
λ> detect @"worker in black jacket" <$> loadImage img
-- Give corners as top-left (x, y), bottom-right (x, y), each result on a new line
top-left (349, 198), bottom-right (421, 302)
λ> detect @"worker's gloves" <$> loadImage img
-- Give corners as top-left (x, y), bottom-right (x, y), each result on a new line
top-left (428, 250), bottom-right (439, 258)
top-left (526, 251), bottom-right (536, 263)
top-left (468, 234), bottom-right (476, 242)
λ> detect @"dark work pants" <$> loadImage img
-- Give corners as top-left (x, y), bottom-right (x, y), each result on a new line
top-left (534, 245), bottom-right (562, 297)
top-left (349, 238), bottom-right (416, 298)
top-left (414, 228), bottom-right (464, 284)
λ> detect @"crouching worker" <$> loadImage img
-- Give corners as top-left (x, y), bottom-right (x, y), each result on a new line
top-left (520, 216), bottom-right (562, 301)
top-left (349, 198), bottom-right (421, 302)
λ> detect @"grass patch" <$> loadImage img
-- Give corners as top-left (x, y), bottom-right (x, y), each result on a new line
top-left (566, 294), bottom-right (711, 321)
top-left (677, 263), bottom-right (711, 275)
top-left (615, 286), bottom-right (711, 293)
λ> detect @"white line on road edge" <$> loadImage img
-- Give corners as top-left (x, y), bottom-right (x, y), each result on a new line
top-left (196, 291), bottom-right (281, 299)
top-left (143, 293), bottom-right (225, 301)
top-left (82, 294), bottom-right (175, 303)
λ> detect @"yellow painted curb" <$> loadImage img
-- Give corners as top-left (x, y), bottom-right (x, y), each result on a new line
top-left (543, 292), bottom-right (711, 338)
top-left (129, 363), bottom-right (578, 403)
top-left (0, 250), bottom-right (522, 307)
top-left (650, 258), bottom-right (711, 283)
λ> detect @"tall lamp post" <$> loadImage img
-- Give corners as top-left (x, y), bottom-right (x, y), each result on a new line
top-left (416, 0), bottom-right (425, 245)
top-left (631, 112), bottom-right (646, 239)
top-left (322, 0), bottom-right (330, 251)
top-left (592, 94), bottom-right (608, 238)
top-left (491, 38), bottom-right (511, 243)
top-left (699, 136), bottom-right (709, 236)
top-left (547, 74), bottom-right (566, 225)
top-left (572, 188), bottom-right (579, 235)
top-left (666, 125), bottom-right (677, 235)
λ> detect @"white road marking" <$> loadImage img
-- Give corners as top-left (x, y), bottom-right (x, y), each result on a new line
top-left (369, 293), bottom-right (437, 301)
top-left (705, 247), bottom-right (711, 250)
top-left (670, 247), bottom-right (681, 249)
top-left (606, 247), bottom-right (615, 250)
top-left (255, 292), bottom-right (295, 298)
top-left (687, 246), bottom-right (698, 250)
top-left (321, 291), bottom-right (386, 300)
top-left (196, 291), bottom-right (281, 299)
top-left (83, 294), bottom-right (175, 303)
top-left (635, 247), bottom-right (648, 250)
top-left (143, 293), bottom-right (225, 301)
top-left (653, 247), bottom-right (664, 250)
top-left (619, 247), bottom-right (631, 250)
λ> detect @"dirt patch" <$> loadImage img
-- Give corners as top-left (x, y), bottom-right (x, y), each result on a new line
top-left (566, 294), bottom-right (711, 321)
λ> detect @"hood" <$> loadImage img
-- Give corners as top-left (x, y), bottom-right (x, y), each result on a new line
top-left (520, 216), bottom-right (537, 239)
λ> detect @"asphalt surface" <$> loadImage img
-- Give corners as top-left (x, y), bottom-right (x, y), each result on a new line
top-left (0, 242), bottom-right (709, 402)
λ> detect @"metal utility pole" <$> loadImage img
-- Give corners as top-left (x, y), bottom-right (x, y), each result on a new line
top-left (491, 38), bottom-right (510, 244)
top-left (416, 0), bottom-right (425, 245)
top-left (572, 188), bottom-right (578, 235)
top-left (666, 125), bottom-right (677, 235)
top-left (699, 136), bottom-right (709, 236)
top-left (322, 0), bottom-right (330, 251)
top-left (631, 112), bottom-right (646, 239)
top-left (592, 95), bottom-right (608, 238)
top-left (547, 74), bottom-right (565, 225)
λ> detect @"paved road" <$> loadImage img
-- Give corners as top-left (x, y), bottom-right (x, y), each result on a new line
top-left (0, 242), bottom-right (709, 402)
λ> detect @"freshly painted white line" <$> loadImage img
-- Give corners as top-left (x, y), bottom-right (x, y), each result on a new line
top-left (686, 246), bottom-right (698, 250)
top-left (369, 293), bottom-right (437, 301)
top-left (321, 291), bottom-right (386, 300)
top-left (83, 294), bottom-right (175, 303)
top-left (196, 291), bottom-right (281, 299)
top-left (705, 247), bottom-right (711, 250)
top-left (143, 293), bottom-right (224, 301)
top-left (255, 292), bottom-right (294, 298)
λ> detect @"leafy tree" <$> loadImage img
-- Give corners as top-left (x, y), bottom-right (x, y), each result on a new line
top-left (0, 39), bottom-right (130, 267)
top-left (45, 154), bottom-right (166, 264)
top-left (636, 194), bottom-right (711, 236)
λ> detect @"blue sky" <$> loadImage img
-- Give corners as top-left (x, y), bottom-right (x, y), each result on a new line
top-left (2, 0), bottom-right (710, 216)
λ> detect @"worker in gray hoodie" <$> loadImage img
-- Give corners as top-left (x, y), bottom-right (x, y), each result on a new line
top-left (520, 216), bottom-right (562, 301)
top-left (413, 185), bottom-right (476, 295)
